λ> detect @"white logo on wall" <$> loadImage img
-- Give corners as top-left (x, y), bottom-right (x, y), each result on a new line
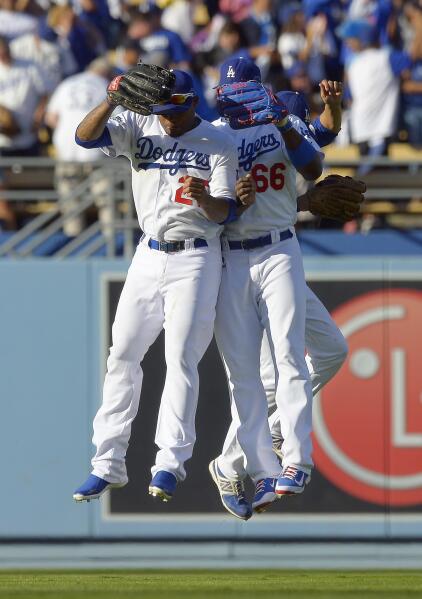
top-left (227, 66), bottom-right (236, 78)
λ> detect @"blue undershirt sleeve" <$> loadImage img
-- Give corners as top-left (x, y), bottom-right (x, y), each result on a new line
top-left (311, 117), bottom-right (338, 147)
top-left (75, 126), bottom-right (112, 149)
top-left (389, 51), bottom-right (412, 77)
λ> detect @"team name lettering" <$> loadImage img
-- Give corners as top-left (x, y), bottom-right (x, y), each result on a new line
top-left (135, 137), bottom-right (211, 175)
top-left (238, 133), bottom-right (281, 171)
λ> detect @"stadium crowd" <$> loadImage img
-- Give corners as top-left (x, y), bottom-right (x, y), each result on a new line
top-left (0, 0), bottom-right (422, 231)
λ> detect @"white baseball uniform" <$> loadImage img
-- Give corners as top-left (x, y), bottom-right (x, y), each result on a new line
top-left (220, 287), bottom-right (348, 479)
top-left (213, 116), bottom-right (321, 481)
top-left (90, 112), bottom-right (238, 484)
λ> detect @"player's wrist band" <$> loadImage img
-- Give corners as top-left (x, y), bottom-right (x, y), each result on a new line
top-left (219, 199), bottom-right (238, 225)
top-left (277, 117), bottom-right (293, 133)
top-left (286, 138), bottom-right (319, 169)
top-left (75, 127), bottom-right (112, 149)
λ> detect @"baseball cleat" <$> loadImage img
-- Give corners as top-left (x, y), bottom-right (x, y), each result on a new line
top-left (275, 466), bottom-right (311, 495)
top-left (149, 470), bottom-right (177, 502)
top-left (272, 435), bottom-right (284, 462)
top-left (73, 474), bottom-right (126, 502)
top-left (209, 459), bottom-right (252, 521)
top-left (252, 477), bottom-right (280, 513)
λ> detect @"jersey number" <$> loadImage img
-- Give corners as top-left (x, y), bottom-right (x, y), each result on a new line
top-left (251, 162), bottom-right (285, 193)
top-left (174, 176), bottom-right (209, 205)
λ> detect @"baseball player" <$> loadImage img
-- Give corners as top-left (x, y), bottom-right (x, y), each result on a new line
top-left (73, 66), bottom-right (240, 503)
top-left (208, 57), bottom-right (324, 518)
top-left (211, 77), bottom-right (358, 519)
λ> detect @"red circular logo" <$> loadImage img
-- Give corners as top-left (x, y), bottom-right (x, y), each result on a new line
top-left (313, 289), bottom-right (422, 506)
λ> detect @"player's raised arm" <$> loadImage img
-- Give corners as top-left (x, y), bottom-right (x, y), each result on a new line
top-left (76, 100), bottom-right (115, 143)
top-left (76, 64), bottom-right (176, 145)
top-left (275, 113), bottom-right (323, 181)
top-left (318, 79), bottom-right (343, 134)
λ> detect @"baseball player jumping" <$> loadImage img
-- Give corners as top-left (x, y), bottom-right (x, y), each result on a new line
top-left (72, 66), bottom-right (240, 503)
top-left (207, 57), bottom-right (324, 518)
top-left (211, 74), bottom-right (364, 519)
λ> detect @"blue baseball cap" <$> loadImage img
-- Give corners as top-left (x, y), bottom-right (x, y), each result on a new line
top-left (276, 91), bottom-right (311, 124)
top-left (337, 19), bottom-right (376, 44)
top-left (218, 57), bottom-right (261, 85)
top-left (152, 70), bottom-right (197, 115)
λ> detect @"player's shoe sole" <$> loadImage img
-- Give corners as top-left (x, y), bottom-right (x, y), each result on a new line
top-left (73, 482), bottom-right (126, 502)
top-left (148, 485), bottom-right (173, 502)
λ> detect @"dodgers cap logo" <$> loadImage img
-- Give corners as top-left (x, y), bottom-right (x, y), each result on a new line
top-left (219, 57), bottom-right (261, 86)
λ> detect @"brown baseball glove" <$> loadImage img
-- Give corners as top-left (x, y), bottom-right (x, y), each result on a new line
top-left (304, 174), bottom-right (366, 222)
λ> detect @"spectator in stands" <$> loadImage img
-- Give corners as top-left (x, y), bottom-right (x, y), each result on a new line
top-left (44, 4), bottom-right (104, 72)
top-left (0, 0), bottom-right (38, 41)
top-left (0, 36), bottom-right (49, 156)
top-left (10, 23), bottom-right (62, 93)
top-left (127, 2), bottom-right (190, 70)
top-left (196, 21), bottom-right (251, 107)
top-left (161, 0), bottom-right (195, 45)
top-left (113, 38), bottom-right (142, 73)
top-left (402, 63), bottom-right (422, 147)
top-left (219, 0), bottom-right (252, 24)
top-left (45, 58), bottom-right (114, 237)
top-left (239, 0), bottom-right (277, 59)
top-left (77, 0), bottom-right (115, 48)
top-left (277, 3), bottom-right (306, 73)
top-left (0, 35), bottom-right (49, 229)
top-left (339, 19), bottom-right (413, 173)
top-left (401, 2), bottom-right (422, 146)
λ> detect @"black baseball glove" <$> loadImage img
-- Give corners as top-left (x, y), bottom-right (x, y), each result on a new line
top-left (107, 64), bottom-right (176, 115)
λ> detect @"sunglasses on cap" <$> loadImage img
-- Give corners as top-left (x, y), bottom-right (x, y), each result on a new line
top-left (169, 92), bottom-right (196, 105)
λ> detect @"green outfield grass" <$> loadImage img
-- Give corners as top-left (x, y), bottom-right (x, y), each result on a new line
top-left (0, 570), bottom-right (421, 599)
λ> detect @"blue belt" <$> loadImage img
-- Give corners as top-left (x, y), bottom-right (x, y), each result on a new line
top-left (148, 237), bottom-right (208, 253)
top-left (227, 229), bottom-right (293, 250)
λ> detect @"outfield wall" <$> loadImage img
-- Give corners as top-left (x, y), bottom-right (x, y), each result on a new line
top-left (1, 253), bottom-right (422, 540)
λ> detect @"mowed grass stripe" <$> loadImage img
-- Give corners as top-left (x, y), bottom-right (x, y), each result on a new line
top-left (0, 570), bottom-right (421, 598)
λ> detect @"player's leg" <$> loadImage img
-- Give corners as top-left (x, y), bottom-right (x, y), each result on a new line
top-left (259, 235), bottom-right (313, 494)
top-left (268, 286), bottom-right (348, 444)
top-left (151, 240), bottom-right (222, 489)
top-left (213, 249), bottom-right (281, 515)
top-left (75, 242), bottom-right (165, 500)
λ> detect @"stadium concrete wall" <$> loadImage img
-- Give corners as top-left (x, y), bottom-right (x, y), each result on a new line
top-left (1, 255), bottom-right (422, 540)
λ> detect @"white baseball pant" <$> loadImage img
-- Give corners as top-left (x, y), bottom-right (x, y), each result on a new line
top-left (218, 286), bottom-right (348, 479)
top-left (214, 231), bottom-right (313, 483)
top-left (91, 236), bottom-right (222, 484)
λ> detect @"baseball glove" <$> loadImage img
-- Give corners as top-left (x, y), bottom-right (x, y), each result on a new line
top-left (107, 64), bottom-right (176, 115)
top-left (305, 174), bottom-right (366, 222)
top-left (216, 81), bottom-right (288, 129)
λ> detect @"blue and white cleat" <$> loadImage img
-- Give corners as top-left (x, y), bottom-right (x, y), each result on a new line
top-left (209, 459), bottom-right (252, 521)
top-left (149, 470), bottom-right (177, 502)
top-left (73, 474), bottom-right (126, 502)
top-left (252, 477), bottom-right (279, 513)
top-left (275, 466), bottom-right (310, 496)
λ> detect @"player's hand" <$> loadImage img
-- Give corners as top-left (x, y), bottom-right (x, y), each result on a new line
top-left (182, 176), bottom-right (209, 205)
top-left (236, 174), bottom-right (256, 207)
top-left (319, 80), bottom-right (343, 107)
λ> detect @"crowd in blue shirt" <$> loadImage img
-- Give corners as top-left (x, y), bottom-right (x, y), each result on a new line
top-left (1, 0), bottom-right (422, 147)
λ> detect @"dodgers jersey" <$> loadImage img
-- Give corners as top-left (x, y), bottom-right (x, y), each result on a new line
top-left (212, 116), bottom-right (321, 240)
top-left (102, 111), bottom-right (238, 241)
